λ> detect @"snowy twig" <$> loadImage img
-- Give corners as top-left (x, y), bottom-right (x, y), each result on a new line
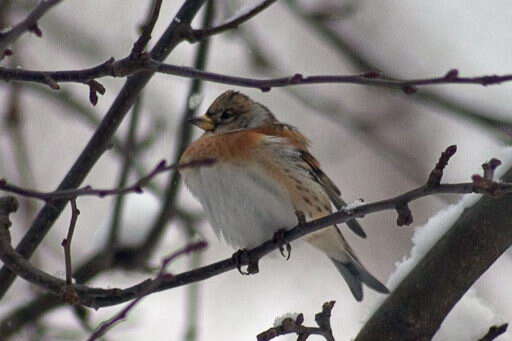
top-left (478, 324), bottom-right (508, 341)
top-left (189, 0), bottom-right (278, 41)
top-left (0, 159), bottom-right (215, 201)
top-left (87, 241), bottom-right (207, 341)
top-left (0, 0), bottom-right (63, 58)
top-left (257, 301), bottom-right (336, 341)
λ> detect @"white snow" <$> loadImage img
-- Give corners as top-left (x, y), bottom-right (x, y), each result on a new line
top-left (382, 146), bottom-right (512, 340)
top-left (343, 198), bottom-right (365, 210)
top-left (188, 93), bottom-right (203, 111)
top-left (273, 312), bottom-right (300, 327)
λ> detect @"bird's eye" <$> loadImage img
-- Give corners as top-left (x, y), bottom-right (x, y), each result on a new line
top-left (220, 110), bottom-right (234, 120)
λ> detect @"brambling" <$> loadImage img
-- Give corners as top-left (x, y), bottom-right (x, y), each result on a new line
top-left (180, 90), bottom-right (388, 301)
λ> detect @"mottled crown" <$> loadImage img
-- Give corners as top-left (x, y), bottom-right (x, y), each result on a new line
top-left (204, 90), bottom-right (276, 132)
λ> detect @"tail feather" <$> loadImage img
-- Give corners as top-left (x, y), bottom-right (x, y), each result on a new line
top-left (331, 258), bottom-right (389, 302)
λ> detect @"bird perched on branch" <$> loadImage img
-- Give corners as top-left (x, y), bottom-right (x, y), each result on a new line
top-left (180, 90), bottom-right (388, 301)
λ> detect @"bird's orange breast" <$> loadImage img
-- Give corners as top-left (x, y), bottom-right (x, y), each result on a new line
top-left (180, 130), bottom-right (266, 165)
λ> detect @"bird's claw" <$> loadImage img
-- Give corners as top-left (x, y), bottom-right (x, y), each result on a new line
top-left (295, 210), bottom-right (306, 225)
top-left (273, 229), bottom-right (292, 260)
top-left (232, 249), bottom-right (259, 275)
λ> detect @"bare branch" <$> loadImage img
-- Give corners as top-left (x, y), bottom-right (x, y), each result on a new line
top-left (2, 147), bottom-right (512, 310)
top-left (354, 163), bottom-right (512, 340)
top-left (61, 200), bottom-right (80, 286)
top-left (134, 0), bottom-right (215, 265)
top-left (154, 65), bottom-right (512, 92)
top-left (189, 0), bottom-right (278, 41)
top-left (0, 0), bottom-right (209, 300)
top-left (131, 0), bottom-right (164, 57)
top-left (0, 0), bottom-right (64, 57)
top-left (4, 60), bottom-right (512, 96)
top-left (87, 241), bottom-right (207, 341)
top-left (283, 0), bottom-right (512, 139)
top-left (0, 56), bottom-right (152, 104)
top-left (0, 159), bottom-right (215, 201)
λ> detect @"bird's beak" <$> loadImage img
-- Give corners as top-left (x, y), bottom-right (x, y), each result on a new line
top-left (188, 115), bottom-right (215, 131)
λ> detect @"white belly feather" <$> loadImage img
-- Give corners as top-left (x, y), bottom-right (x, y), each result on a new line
top-left (183, 163), bottom-right (297, 249)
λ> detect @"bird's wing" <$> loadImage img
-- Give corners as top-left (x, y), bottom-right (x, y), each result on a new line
top-left (299, 150), bottom-right (366, 238)
top-left (258, 125), bottom-right (367, 238)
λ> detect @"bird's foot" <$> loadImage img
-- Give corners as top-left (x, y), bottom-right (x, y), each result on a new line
top-left (295, 210), bottom-right (306, 225)
top-left (272, 229), bottom-right (292, 260)
top-left (232, 249), bottom-right (259, 275)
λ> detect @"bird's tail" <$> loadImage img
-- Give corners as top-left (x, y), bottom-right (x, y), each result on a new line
top-left (331, 257), bottom-right (389, 301)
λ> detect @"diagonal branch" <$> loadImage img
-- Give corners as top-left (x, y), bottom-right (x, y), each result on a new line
top-left (0, 0), bottom-right (208, 301)
top-left (0, 0), bottom-right (63, 58)
top-left (189, 0), bottom-right (278, 41)
top-left (136, 0), bottom-right (215, 262)
top-left (86, 241), bottom-right (207, 341)
top-left (131, 0), bottom-right (163, 57)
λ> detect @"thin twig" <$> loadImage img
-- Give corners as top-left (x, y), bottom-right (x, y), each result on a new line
top-left (0, 0), bottom-right (64, 57)
top-left (131, 0), bottom-right (164, 57)
top-left (62, 200), bottom-right (80, 286)
top-left (155, 65), bottom-right (512, 92)
top-left (283, 0), bottom-right (512, 138)
top-left (257, 301), bottom-right (336, 341)
top-left (106, 93), bottom-right (144, 249)
top-left (0, 159), bottom-right (215, 201)
top-left (87, 241), bottom-right (207, 341)
top-left (0, 0), bottom-right (208, 299)
top-left (189, 0), bottom-right (278, 41)
top-left (4, 59), bottom-right (512, 94)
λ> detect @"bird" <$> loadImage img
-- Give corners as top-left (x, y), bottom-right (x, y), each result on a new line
top-left (179, 90), bottom-right (389, 301)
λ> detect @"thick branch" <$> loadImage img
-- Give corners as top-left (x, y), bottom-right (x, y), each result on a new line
top-left (355, 175), bottom-right (512, 340)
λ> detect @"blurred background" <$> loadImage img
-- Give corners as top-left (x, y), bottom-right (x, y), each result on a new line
top-left (1, 0), bottom-right (511, 340)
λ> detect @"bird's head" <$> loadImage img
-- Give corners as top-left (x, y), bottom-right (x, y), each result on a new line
top-left (189, 90), bottom-right (276, 133)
